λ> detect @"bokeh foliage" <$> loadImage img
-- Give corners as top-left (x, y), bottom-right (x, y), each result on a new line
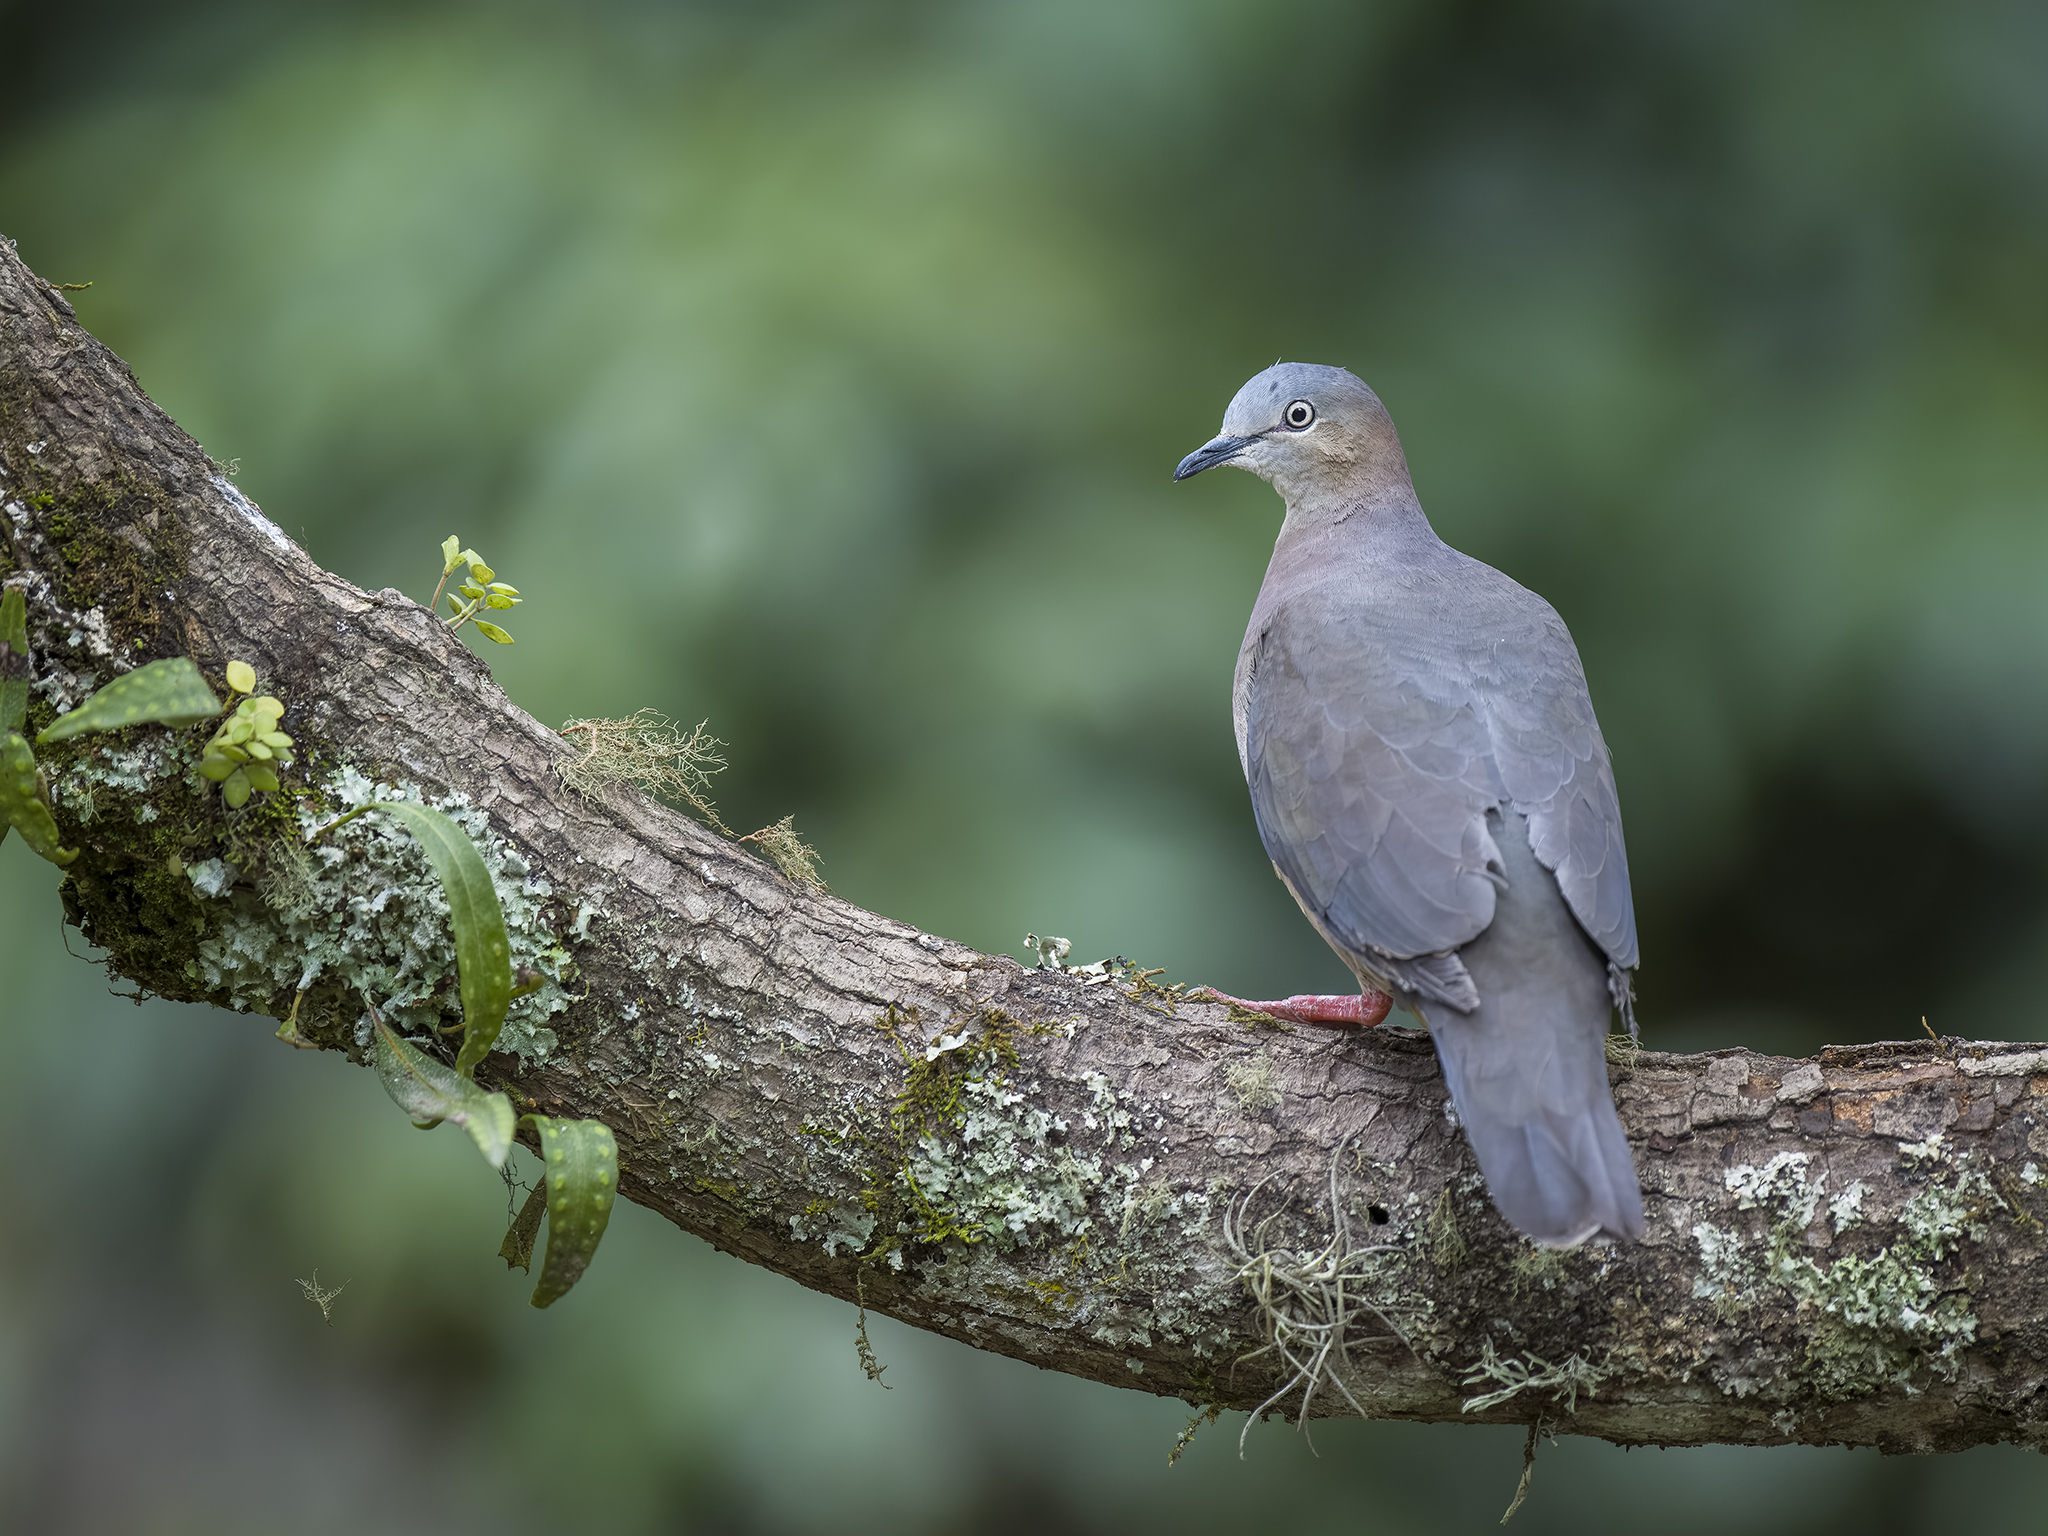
top-left (3, 0), bottom-right (2047, 1530)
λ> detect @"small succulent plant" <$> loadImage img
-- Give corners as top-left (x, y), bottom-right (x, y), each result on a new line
top-left (198, 659), bottom-right (294, 808)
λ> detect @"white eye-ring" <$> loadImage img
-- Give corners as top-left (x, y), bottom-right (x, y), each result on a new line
top-left (1283, 399), bottom-right (1315, 429)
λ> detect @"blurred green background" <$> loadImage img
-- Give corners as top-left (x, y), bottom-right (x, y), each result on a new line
top-left (5, 0), bottom-right (2048, 1530)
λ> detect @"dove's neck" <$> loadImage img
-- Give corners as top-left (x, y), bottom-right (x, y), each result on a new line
top-left (1267, 476), bottom-right (1442, 587)
top-left (1250, 486), bottom-right (1442, 650)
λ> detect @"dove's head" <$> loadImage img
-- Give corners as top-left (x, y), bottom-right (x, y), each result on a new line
top-left (1173, 362), bottom-right (1410, 514)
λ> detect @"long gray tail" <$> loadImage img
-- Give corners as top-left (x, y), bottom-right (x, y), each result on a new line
top-left (1420, 812), bottom-right (1644, 1247)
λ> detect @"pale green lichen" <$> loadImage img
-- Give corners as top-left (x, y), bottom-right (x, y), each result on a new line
top-left (255, 836), bottom-right (322, 922)
top-left (1082, 1069), bottom-right (1137, 1148)
top-left (789, 1011), bottom-right (1246, 1367)
top-left (180, 765), bottom-right (574, 1060)
top-left (907, 1071), bottom-right (1097, 1246)
top-left (1690, 1135), bottom-right (2003, 1401)
top-left (186, 857), bottom-right (233, 898)
top-left (60, 734), bottom-right (180, 813)
top-left (36, 705), bottom-right (575, 1067)
top-left (1828, 1181), bottom-right (1870, 1232)
top-left (1119, 1176), bottom-right (1173, 1238)
top-left (739, 814), bottom-right (825, 891)
top-left (555, 710), bottom-right (728, 829)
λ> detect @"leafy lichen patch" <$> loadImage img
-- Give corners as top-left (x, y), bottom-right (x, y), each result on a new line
top-left (788, 1006), bottom-right (1249, 1372)
top-left (907, 1071), bottom-right (1093, 1247)
top-left (49, 738), bottom-right (576, 1065)
top-left (178, 767), bottom-right (567, 1060)
top-left (1690, 1134), bottom-right (2004, 1402)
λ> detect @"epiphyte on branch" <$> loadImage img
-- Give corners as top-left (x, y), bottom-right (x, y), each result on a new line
top-left (197, 661), bottom-right (294, 808)
top-left (429, 534), bottom-right (521, 644)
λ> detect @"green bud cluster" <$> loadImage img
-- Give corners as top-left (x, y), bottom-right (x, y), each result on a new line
top-left (198, 659), bottom-right (294, 808)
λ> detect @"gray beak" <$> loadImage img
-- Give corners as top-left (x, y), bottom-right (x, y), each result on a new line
top-left (1173, 435), bottom-right (1253, 481)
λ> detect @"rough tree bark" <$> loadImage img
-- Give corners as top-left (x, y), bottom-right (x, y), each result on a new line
top-left (4, 234), bottom-right (2046, 1459)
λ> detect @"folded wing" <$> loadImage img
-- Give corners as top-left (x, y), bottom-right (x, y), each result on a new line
top-left (1244, 571), bottom-right (1637, 996)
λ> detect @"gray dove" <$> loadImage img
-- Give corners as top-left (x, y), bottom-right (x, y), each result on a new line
top-left (1175, 362), bottom-right (1645, 1247)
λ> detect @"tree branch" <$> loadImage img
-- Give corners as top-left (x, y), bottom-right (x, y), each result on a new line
top-left (4, 234), bottom-right (2045, 1455)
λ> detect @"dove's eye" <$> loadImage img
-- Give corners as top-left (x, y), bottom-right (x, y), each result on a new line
top-left (1282, 400), bottom-right (1315, 429)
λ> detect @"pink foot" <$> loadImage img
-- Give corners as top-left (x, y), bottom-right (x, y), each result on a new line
top-left (1194, 988), bottom-right (1393, 1029)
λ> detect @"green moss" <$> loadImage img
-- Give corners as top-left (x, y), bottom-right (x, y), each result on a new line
top-left (46, 728), bottom-right (230, 993)
top-left (1, 352), bottom-right (192, 673)
top-left (42, 471), bottom-right (191, 639)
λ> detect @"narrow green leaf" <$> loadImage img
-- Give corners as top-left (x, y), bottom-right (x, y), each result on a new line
top-left (498, 1179), bottom-right (548, 1273)
top-left (36, 656), bottom-right (222, 743)
top-left (1, 734), bottom-right (77, 866)
top-left (0, 588), bottom-right (28, 738)
top-left (526, 1116), bottom-right (618, 1307)
top-left (224, 659), bottom-right (256, 695)
top-left (473, 621), bottom-right (514, 644)
top-left (442, 534), bottom-right (464, 574)
top-left (358, 802), bottom-right (512, 1076)
top-left (371, 1013), bottom-right (514, 1168)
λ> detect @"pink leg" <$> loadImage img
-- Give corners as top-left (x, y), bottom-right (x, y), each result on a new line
top-left (1193, 987), bottom-right (1393, 1029)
